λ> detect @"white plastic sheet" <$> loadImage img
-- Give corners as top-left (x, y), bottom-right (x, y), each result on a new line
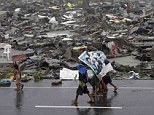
top-left (60, 68), bottom-right (79, 80)
top-left (99, 63), bottom-right (114, 77)
top-left (49, 17), bottom-right (58, 24)
top-left (15, 8), bottom-right (21, 12)
top-left (61, 20), bottom-right (76, 25)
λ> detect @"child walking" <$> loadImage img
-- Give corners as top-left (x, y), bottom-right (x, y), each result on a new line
top-left (13, 64), bottom-right (24, 91)
top-left (101, 72), bottom-right (118, 94)
top-left (99, 59), bottom-right (118, 95)
top-left (72, 63), bottom-right (94, 105)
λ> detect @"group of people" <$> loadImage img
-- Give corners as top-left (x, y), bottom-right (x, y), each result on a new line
top-left (12, 60), bottom-right (117, 105)
top-left (72, 60), bottom-right (118, 105)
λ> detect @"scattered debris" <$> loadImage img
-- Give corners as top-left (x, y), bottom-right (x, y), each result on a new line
top-left (51, 79), bottom-right (62, 85)
top-left (0, 0), bottom-right (154, 84)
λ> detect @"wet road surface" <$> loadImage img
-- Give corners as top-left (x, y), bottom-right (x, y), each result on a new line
top-left (0, 80), bottom-right (154, 115)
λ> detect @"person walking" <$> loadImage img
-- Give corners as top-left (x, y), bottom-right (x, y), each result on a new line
top-left (101, 71), bottom-right (118, 93)
top-left (99, 59), bottom-right (118, 95)
top-left (89, 70), bottom-right (100, 96)
top-left (72, 63), bottom-right (94, 105)
top-left (13, 64), bottom-right (24, 91)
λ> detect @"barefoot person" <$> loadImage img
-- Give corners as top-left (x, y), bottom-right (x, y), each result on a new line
top-left (101, 71), bottom-right (118, 93)
top-left (72, 63), bottom-right (94, 105)
top-left (13, 64), bottom-right (24, 91)
top-left (99, 59), bottom-right (118, 94)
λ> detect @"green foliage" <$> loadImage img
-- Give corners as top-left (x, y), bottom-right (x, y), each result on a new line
top-left (0, 71), bottom-right (10, 80)
top-left (21, 75), bottom-right (30, 82)
top-left (21, 75), bottom-right (28, 80)
top-left (33, 71), bottom-right (42, 82)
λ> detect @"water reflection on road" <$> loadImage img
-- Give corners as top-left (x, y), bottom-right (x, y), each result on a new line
top-left (15, 91), bottom-right (24, 109)
top-left (76, 108), bottom-right (91, 115)
top-left (76, 92), bottom-right (118, 115)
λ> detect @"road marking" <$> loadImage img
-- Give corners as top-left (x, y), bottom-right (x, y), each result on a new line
top-left (117, 87), bottom-right (154, 90)
top-left (1, 86), bottom-right (154, 90)
top-left (35, 105), bottom-right (122, 109)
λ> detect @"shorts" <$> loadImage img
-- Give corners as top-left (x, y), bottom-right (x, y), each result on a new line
top-left (102, 75), bottom-right (112, 84)
top-left (76, 85), bottom-right (89, 95)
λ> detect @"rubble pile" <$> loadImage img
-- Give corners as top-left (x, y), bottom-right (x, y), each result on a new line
top-left (0, 0), bottom-right (154, 82)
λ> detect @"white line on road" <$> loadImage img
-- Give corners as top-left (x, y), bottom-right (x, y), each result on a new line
top-left (1, 86), bottom-right (154, 89)
top-left (35, 105), bottom-right (122, 109)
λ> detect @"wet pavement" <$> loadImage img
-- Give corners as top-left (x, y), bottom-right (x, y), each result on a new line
top-left (0, 80), bottom-right (154, 115)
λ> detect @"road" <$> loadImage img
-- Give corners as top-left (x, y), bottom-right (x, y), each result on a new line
top-left (0, 80), bottom-right (154, 115)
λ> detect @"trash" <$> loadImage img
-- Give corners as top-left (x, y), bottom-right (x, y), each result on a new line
top-left (49, 17), bottom-right (58, 24)
top-left (0, 0), bottom-right (154, 81)
top-left (51, 79), bottom-right (62, 85)
top-left (62, 38), bottom-right (73, 41)
top-left (12, 54), bottom-right (27, 62)
top-left (61, 20), bottom-right (76, 25)
top-left (99, 63), bottom-right (114, 78)
top-left (60, 68), bottom-right (78, 80)
top-left (2, 44), bottom-right (11, 60)
top-left (128, 71), bottom-right (140, 79)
